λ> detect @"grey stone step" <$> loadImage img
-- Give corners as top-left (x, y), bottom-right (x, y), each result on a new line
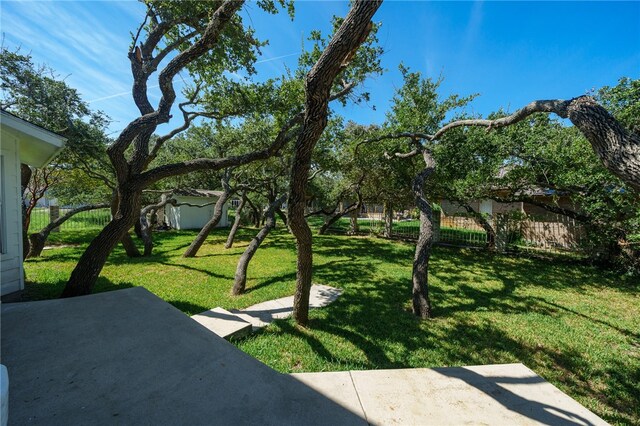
top-left (194, 284), bottom-right (345, 335)
top-left (191, 307), bottom-right (252, 340)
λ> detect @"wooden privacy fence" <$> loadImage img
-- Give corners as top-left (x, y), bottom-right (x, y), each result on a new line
top-left (327, 211), bottom-right (587, 254)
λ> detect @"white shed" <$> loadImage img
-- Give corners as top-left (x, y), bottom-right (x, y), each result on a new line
top-left (1, 110), bottom-right (66, 296)
top-left (164, 190), bottom-right (229, 230)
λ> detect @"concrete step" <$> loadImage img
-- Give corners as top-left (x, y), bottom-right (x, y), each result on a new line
top-left (194, 284), bottom-right (345, 336)
top-left (191, 307), bottom-right (252, 340)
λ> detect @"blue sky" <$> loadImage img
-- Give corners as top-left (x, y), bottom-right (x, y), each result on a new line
top-left (2, 1), bottom-right (639, 136)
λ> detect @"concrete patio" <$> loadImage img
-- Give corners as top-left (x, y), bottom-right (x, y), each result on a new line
top-left (1, 287), bottom-right (607, 425)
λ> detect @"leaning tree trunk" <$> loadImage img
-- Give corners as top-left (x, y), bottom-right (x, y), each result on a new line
top-left (437, 96), bottom-right (640, 193)
top-left (225, 194), bottom-right (246, 249)
top-left (61, 188), bottom-right (142, 297)
top-left (232, 195), bottom-right (286, 295)
top-left (20, 164), bottom-right (32, 260)
top-left (183, 188), bottom-right (232, 258)
top-left (245, 197), bottom-right (261, 228)
top-left (318, 195), bottom-right (362, 235)
top-left (108, 191), bottom-right (141, 258)
top-left (276, 207), bottom-right (288, 227)
top-left (121, 233), bottom-right (141, 257)
top-left (27, 203), bottom-right (110, 258)
top-left (412, 151), bottom-right (436, 319)
top-left (566, 97), bottom-right (640, 193)
top-left (462, 203), bottom-right (496, 249)
top-left (288, 0), bottom-right (381, 326)
top-left (139, 194), bottom-right (172, 256)
top-left (139, 209), bottom-right (156, 256)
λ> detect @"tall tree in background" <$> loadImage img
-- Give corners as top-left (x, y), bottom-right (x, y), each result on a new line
top-left (364, 67), bottom-right (474, 318)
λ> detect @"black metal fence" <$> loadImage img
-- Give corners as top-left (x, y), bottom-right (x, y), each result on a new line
top-left (326, 211), bottom-right (586, 254)
top-left (28, 207), bottom-right (112, 233)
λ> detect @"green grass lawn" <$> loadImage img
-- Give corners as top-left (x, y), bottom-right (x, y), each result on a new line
top-left (23, 226), bottom-right (639, 425)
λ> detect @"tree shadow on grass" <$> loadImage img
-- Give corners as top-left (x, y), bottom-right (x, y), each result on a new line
top-left (165, 299), bottom-right (211, 316)
top-left (272, 319), bottom-right (402, 370)
top-left (162, 261), bottom-right (232, 280)
top-left (293, 298), bottom-right (636, 424)
top-left (242, 241), bottom-right (637, 424)
top-left (18, 277), bottom-right (135, 303)
top-left (244, 271), bottom-right (297, 294)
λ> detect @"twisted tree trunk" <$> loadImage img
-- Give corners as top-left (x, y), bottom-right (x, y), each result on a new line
top-left (225, 194), bottom-right (246, 249)
top-left (245, 197), bottom-right (262, 228)
top-left (276, 207), bottom-right (288, 228)
top-left (61, 188), bottom-right (141, 297)
top-left (412, 151), bottom-right (436, 319)
top-left (110, 192), bottom-right (141, 258)
top-left (61, 0), bottom-right (248, 297)
top-left (288, 0), bottom-right (381, 326)
top-left (232, 194), bottom-right (286, 295)
top-left (27, 203), bottom-right (109, 258)
top-left (183, 184), bottom-right (233, 258)
top-left (435, 96), bottom-right (640, 193)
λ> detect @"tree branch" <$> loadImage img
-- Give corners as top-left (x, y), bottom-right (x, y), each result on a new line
top-left (108, 0), bottom-right (244, 180)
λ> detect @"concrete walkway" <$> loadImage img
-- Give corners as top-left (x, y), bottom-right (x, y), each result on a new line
top-left (1, 288), bottom-right (608, 425)
top-left (292, 365), bottom-right (608, 425)
top-left (192, 284), bottom-right (342, 339)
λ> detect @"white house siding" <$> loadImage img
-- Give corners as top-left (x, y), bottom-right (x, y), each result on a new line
top-left (1, 133), bottom-right (24, 296)
top-left (165, 195), bottom-right (229, 230)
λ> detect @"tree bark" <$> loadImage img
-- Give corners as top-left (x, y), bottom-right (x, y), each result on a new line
top-left (225, 194), bottom-right (246, 249)
top-left (120, 233), bottom-right (141, 257)
top-left (20, 164), bottom-right (32, 260)
top-left (108, 192), bottom-right (141, 258)
top-left (276, 208), bottom-right (288, 228)
top-left (461, 203), bottom-right (496, 249)
top-left (288, 0), bottom-right (381, 326)
top-left (433, 96), bottom-right (640, 193)
top-left (27, 203), bottom-right (109, 258)
top-left (139, 193), bottom-right (173, 256)
top-left (61, 188), bottom-right (141, 297)
top-left (412, 151), bottom-right (436, 319)
top-left (383, 200), bottom-right (393, 238)
top-left (349, 209), bottom-right (360, 234)
top-left (232, 195), bottom-right (286, 295)
top-left (183, 181), bottom-right (233, 258)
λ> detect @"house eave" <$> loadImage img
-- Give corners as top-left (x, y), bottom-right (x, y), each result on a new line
top-left (1, 110), bottom-right (67, 167)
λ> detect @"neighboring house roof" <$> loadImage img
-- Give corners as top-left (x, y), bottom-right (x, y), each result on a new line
top-left (173, 189), bottom-right (224, 198)
top-left (0, 109), bottom-right (66, 167)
